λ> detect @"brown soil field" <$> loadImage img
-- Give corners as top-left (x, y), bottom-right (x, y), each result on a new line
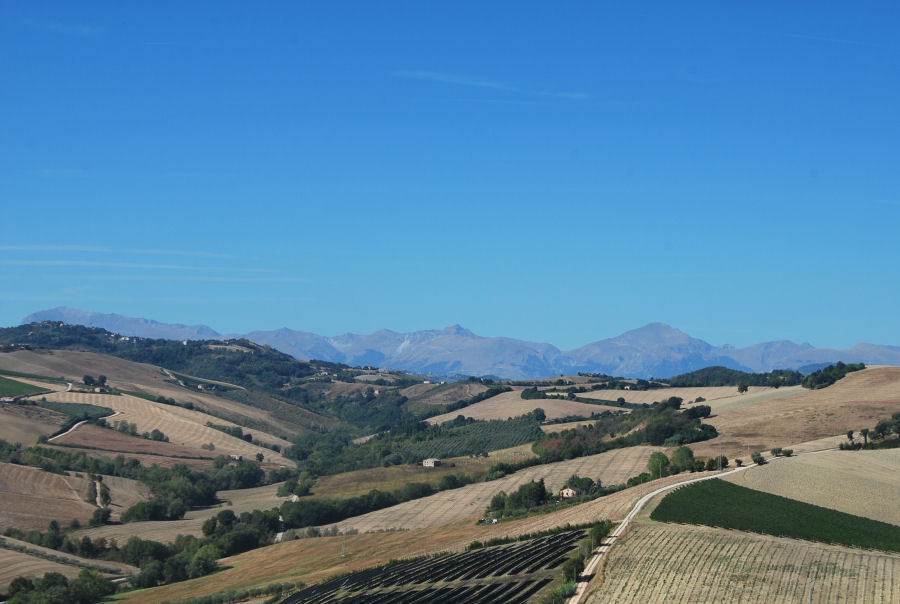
top-left (578, 385), bottom-right (776, 406)
top-left (51, 423), bottom-right (218, 460)
top-left (0, 462), bottom-right (97, 532)
top-left (0, 403), bottom-right (66, 445)
top-left (722, 449), bottom-right (900, 526)
top-left (584, 521), bottom-right (900, 603)
top-left (32, 391), bottom-right (293, 466)
top-left (315, 445), bottom-right (668, 534)
top-left (425, 389), bottom-right (624, 424)
top-left (687, 366), bottom-right (900, 460)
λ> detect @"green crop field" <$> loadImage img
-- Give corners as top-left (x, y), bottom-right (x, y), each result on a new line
top-left (35, 401), bottom-right (113, 420)
top-left (398, 417), bottom-right (543, 459)
top-left (0, 375), bottom-right (46, 397)
top-left (651, 478), bottom-right (900, 553)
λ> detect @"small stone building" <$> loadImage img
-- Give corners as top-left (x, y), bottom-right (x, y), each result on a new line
top-left (423, 458), bottom-right (441, 468)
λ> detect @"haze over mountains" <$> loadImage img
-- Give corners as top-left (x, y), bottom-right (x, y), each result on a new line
top-left (22, 307), bottom-right (900, 380)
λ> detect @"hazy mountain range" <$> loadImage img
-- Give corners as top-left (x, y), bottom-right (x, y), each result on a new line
top-left (22, 307), bottom-right (900, 380)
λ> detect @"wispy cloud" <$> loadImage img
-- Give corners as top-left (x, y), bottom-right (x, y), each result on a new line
top-left (540, 91), bottom-right (591, 100)
top-left (30, 168), bottom-right (89, 178)
top-left (0, 245), bottom-right (230, 259)
top-left (23, 19), bottom-right (104, 38)
top-left (780, 32), bottom-right (883, 50)
top-left (0, 260), bottom-right (278, 273)
top-left (395, 70), bottom-right (515, 91)
top-left (396, 70), bottom-right (589, 100)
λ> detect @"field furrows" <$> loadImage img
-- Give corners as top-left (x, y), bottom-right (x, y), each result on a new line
top-left (585, 522), bottom-right (900, 603)
top-left (0, 462), bottom-right (96, 531)
top-left (35, 391), bottom-right (292, 465)
top-left (425, 390), bottom-right (622, 424)
top-left (316, 447), bottom-right (667, 534)
top-left (0, 548), bottom-right (86, 590)
top-left (0, 403), bottom-right (66, 445)
top-left (722, 449), bottom-right (900, 526)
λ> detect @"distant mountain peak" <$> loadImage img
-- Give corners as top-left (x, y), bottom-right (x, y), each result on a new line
top-left (17, 307), bottom-right (900, 380)
top-left (441, 324), bottom-right (475, 337)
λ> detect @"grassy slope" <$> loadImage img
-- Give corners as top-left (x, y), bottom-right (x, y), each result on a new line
top-left (651, 478), bottom-right (900, 552)
top-left (0, 375), bottom-right (46, 397)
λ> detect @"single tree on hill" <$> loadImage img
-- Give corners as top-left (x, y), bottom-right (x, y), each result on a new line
top-left (861, 428), bottom-right (870, 446)
top-left (737, 383), bottom-right (749, 394)
top-left (847, 430), bottom-right (854, 443)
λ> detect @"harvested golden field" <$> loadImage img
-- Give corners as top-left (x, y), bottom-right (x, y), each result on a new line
top-left (311, 445), bottom-right (536, 499)
top-left (113, 472), bottom-right (718, 604)
top-left (100, 475), bottom-right (153, 521)
top-left (0, 536), bottom-right (137, 591)
top-left (722, 449), bottom-right (900, 526)
top-left (0, 349), bottom-right (315, 436)
top-left (0, 462), bottom-right (96, 532)
top-left (316, 446), bottom-right (668, 534)
top-left (0, 547), bottom-right (92, 590)
top-left (584, 521), bottom-right (900, 603)
top-left (540, 419), bottom-right (600, 433)
top-left (0, 403), bottom-right (66, 445)
top-left (689, 366), bottom-right (900, 460)
top-left (579, 385), bottom-right (775, 406)
top-left (426, 389), bottom-right (623, 424)
top-left (33, 391), bottom-right (293, 465)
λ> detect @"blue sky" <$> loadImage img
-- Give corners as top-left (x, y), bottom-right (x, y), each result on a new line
top-left (1, 2), bottom-right (898, 350)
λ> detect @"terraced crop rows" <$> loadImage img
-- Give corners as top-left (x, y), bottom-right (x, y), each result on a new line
top-left (318, 446), bottom-right (667, 534)
top-left (585, 522), bottom-right (900, 603)
top-left (36, 391), bottom-right (292, 465)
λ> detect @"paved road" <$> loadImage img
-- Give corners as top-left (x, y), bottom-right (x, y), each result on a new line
top-left (47, 410), bottom-right (121, 442)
